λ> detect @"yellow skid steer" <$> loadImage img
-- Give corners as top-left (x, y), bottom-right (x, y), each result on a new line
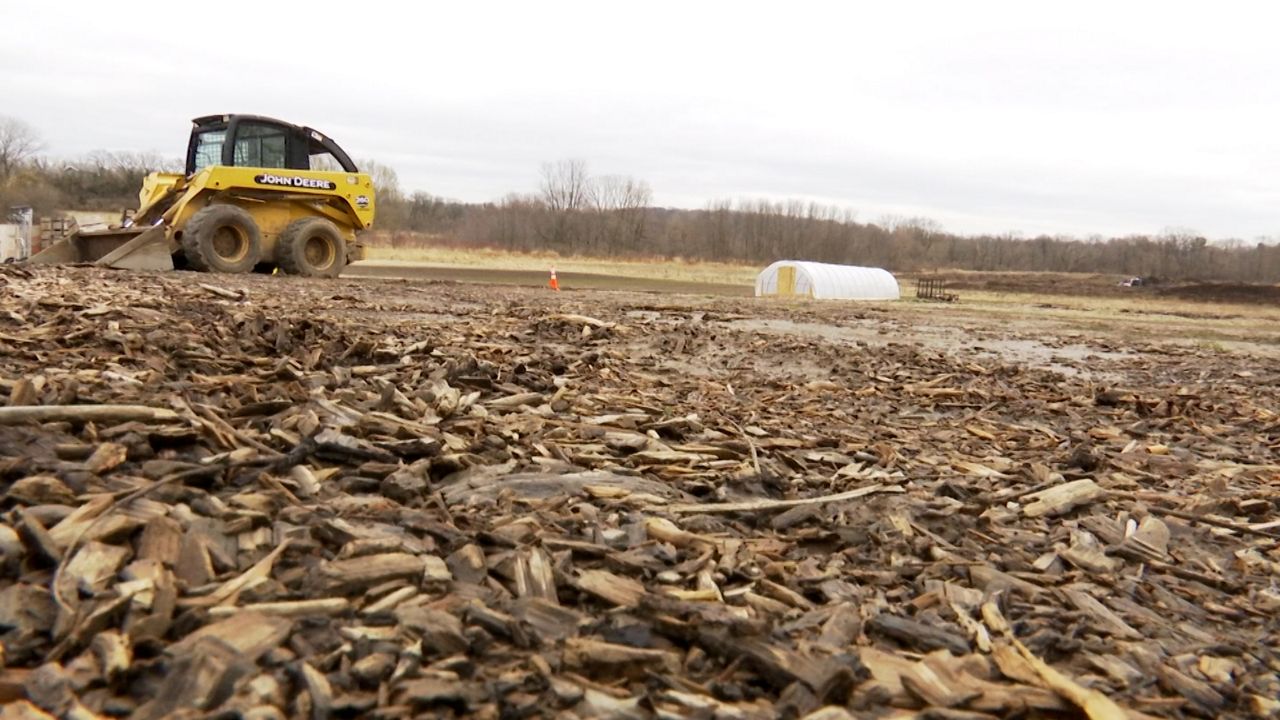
top-left (30, 114), bottom-right (376, 277)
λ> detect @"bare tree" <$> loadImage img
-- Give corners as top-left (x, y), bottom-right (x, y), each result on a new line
top-left (0, 116), bottom-right (43, 184)
top-left (540, 159), bottom-right (589, 212)
top-left (538, 159), bottom-right (591, 249)
top-left (589, 174), bottom-right (652, 253)
top-left (357, 159), bottom-right (403, 200)
top-left (352, 159), bottom-right (407, 229)
top-left (877, 213), bottom-right (906, 232)
top-left (83, 150), bottom-right (182, 175)
top-left (588, 174), bottom-right (648, 211)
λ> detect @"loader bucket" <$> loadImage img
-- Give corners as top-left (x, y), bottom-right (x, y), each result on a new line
top-left (27, 225), bottom-right (173, 271)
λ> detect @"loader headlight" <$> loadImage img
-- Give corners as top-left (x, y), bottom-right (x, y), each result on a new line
top-left (347, 175), bottom-right (358, 185)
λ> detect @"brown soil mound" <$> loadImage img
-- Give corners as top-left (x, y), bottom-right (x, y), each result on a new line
top-left (903, 272), bottom-right (1129, 298)
top-left (906, 272), bottom-right (1280, 306)
top-left (1158, 282), bottom-right (1280, 305)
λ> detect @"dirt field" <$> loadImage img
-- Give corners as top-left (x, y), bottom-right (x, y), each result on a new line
top-left (1, 264), bottom-right (1279, 718)
top-left (897, 269), bottom-right (1280, 307)
top-left (352, 257), bottom-right (1280, 308)
top-left (345, 261), bottom-right (752, 297)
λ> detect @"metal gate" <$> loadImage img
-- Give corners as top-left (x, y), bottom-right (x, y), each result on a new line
top-left (915, 278), bottom-right (958, 302)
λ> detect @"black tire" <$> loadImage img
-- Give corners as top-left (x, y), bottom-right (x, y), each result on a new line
top-left (181, 204), bottom-right (262, 273)
top-left (276, 218), bottom-right (347, 278)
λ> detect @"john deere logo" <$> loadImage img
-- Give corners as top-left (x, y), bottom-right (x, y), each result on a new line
top-left (254, 174), bottom-right (336, 190)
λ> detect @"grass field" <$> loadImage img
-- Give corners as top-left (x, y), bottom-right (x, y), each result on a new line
top-left (353, 246), bottom-right (1280, 353)
top-left (363, 246), bottom-right (759, 286)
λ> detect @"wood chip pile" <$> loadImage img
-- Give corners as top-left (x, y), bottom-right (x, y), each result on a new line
top-left (0, 265), bottom-right (1277, 719)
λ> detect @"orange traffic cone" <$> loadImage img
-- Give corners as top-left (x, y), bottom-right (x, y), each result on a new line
top-left (549, 267), bottom-right (560, 292)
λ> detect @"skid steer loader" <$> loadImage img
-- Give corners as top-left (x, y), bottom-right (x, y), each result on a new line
top-left (29, 114), bottom-right (375, 277)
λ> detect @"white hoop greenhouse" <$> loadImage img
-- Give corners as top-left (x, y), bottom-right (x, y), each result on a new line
top-left (755, 260), bottom-right (900, 300)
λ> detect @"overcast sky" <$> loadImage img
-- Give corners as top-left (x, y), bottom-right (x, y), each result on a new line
top-left (4, 1), bottom-right (1278, 239)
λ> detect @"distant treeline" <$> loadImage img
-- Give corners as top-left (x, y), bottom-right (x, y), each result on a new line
top-left (3, 112), bottom-right (1278, 282)
top-left (0, 114), bottom-right (182, 215)
top-left (375, 160), bottom-right (1280, 283)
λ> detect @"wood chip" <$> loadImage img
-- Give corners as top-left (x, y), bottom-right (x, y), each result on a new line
top-left (1022, 479), bottom-right (1105, 517)
top-left (1, 264), bottom-right (1273, 717)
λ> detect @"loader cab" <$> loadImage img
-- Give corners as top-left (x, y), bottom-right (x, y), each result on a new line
top-left (185, 114), bottom-right (359, 176)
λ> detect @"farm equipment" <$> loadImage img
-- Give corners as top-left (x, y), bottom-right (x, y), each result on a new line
top-left (915, 278), bottom-right (958, 302)
top-left (29, 114), bottom-right (375, 277)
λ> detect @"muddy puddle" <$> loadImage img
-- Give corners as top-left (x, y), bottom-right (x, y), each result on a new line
top-left (721, 318), bottom-right (1129, 379)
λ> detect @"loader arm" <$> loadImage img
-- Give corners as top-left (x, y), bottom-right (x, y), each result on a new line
top-left (134, 173), bottom-right (187, 225)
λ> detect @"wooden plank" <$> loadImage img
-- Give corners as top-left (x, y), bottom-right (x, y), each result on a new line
top-left (319, 552), bottom-right (426, 590)
top-left (168, 612), bottom-right (292, 662)
top-left (867, 614), bottom-right (970, 655)
top-left (136, 515), bottom-right (183, 567)
top-left (1022, 479), bottom-right (1104, 518)
top-left (0, 404), bottom-right (181, 425)
top-left (207, 598), bottom-right (350, 619)
top-left (1061, 587), bottom-right (1143, 640)
top-left (576, 569), bottom-right (646, 607)
top-left (664, 483), bottom-right (902, 514)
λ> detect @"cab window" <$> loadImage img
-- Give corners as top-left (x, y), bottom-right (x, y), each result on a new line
top-left (309, 151), bottom-right (344, 171)
top-left (192, 130), bottom-right (226, 172)
top-left (233, 123), bottom-right (288, 168)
